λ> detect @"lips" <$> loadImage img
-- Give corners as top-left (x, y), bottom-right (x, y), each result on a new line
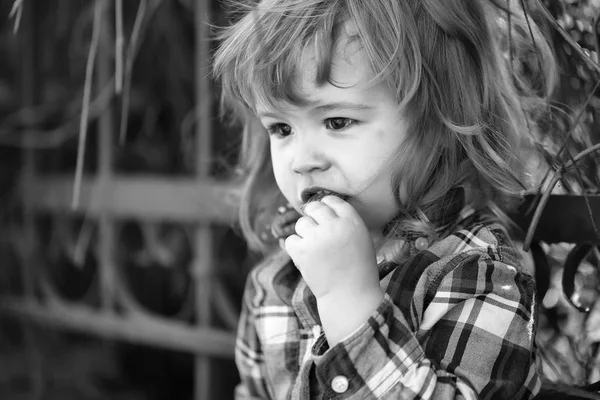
top-left (301, 187), bottom-right (350, 204)
top-left (268, 188), bottom-right (351, 242)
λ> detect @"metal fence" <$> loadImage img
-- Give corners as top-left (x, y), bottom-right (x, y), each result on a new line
top-left (0, 1), bottom-right (242, 399)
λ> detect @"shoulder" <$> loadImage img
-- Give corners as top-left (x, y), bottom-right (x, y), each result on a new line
top-left (421, 221), bottom-right (536, 304)
top-left (388, 221), bottom-right (537, 338)
top-left (424, 218), bottom-right (525, 275)
top-left (389, 220), bottom-right (535, 307)
top-left (430, 221), bottom-right (520, 266)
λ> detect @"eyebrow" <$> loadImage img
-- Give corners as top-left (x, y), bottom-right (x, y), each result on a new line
top-left (311, 102), bottom-right (374, 113)
top-left (258, 102), bottom-right (374, 118)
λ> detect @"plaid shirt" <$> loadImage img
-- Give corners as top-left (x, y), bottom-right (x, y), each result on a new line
top-left (235, 216), bottom-right (541, 399)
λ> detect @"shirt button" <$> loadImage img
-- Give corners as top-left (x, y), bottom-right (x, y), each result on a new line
top-left (331, 375), bottom-right (349, 393)
top-left (415, 237), bottom-right (429, 251)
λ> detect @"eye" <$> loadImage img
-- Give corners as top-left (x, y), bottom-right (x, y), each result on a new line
top-left (266, 123), bottom-right (293, 138)
top-left (325, 118), bottom-right (356, 130)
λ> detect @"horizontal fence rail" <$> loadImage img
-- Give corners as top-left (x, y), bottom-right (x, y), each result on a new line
top-left (21, 175), bottom-right (240, 223)
top-left (1, 297), bottom-right (236, 358)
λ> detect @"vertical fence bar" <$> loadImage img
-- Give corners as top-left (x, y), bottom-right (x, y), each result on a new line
top-left (194, 0), bottom-right (214, 399)
top-left (19, 0), bottom-right (38, 301)
top-left (96, 0), bottom-right (115, 313)
top-left (19, 1), bottom-right (43, 398)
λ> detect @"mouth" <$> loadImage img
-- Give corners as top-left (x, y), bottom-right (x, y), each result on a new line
top-left (301, 187), bottom-right (350, 204)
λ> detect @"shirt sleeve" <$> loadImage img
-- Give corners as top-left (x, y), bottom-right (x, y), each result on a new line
top-left (307, 253), bottom-right (541, 399)
top-left (234, 268), bottom-right (272, 400)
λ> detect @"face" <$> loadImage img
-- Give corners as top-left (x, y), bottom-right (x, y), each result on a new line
top-left (256, 28), bottom-right (408, 240)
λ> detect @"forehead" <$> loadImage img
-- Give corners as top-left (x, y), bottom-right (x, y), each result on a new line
top-left (256, 24), bottom-right (380, 113)
top-left (305, 39), bottom-right (370, 89)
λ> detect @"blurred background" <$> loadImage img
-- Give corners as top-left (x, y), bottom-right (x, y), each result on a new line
top-left (0, 0), bottom-right (600, 399)
top-left (0, 0), bottom-right (256, 399)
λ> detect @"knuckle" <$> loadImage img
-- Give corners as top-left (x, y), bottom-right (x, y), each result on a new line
top-left (297, 216), bottom-right (311, 227)
top-left (325, 194), bottom-right (343, 203)
top-left (303, 201), bottom-right (318, 211)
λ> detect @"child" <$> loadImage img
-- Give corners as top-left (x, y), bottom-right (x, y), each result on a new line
top-left (213, 0), bottom-right (556, 398)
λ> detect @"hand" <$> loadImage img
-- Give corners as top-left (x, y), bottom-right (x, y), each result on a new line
top-left (284, 195), bottom-right (379, 299)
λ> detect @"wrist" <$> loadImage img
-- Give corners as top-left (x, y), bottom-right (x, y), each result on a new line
top-left (317, 285), bottom-right (384, 346)
top-left (317, 283), bottom-right (383, 306)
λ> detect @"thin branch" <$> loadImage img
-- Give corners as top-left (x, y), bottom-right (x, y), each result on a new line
top-left (534, 81), bottom-right (600, 193)
top-left (533, 0), bottom-right (600, 76)
top-left (9, 0), bottom-right (24, 34)
top-left (524, 77), bottom-right (600, 248)
top-left (529, 1), bottom-right (600, 201)
top-left (73, 0), bottom-right (104, 209)
top-left (528, 1), bottom-right (600, 195)
top-left (523, 142), bottom-right (600, 250)
top-left (119, 0), bottom-right (148, 146)
top-left (566, 142), bottom-right (600, 169)
top-left (115, 0), bottom-right (124, 94)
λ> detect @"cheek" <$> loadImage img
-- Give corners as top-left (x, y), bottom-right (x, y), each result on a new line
top-left (271, 162), bottom-right (286, 190)
top-left (269, 143), bottom-right (283, 176)
top-left (364, 170), bottom-right (399, 218)
top-left (270, 147), bottom-right (292, 194)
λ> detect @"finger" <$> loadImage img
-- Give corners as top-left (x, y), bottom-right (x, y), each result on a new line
top-left (284, 234), bottom-right (301, 254)
top-left (278, 237), bottom-right (286, 250)
top-left (294, 216), bottom-right (317, 238)
top-left (302, 200), bottom-right (337, 222)
top-left (320, 195), bottom-right (357, 218)
top-left (271, 222), bottom-right (296, 240)
top-left (280, 223), bottom-right (296, 238)
top-left (280, 207), bottom-right (302, 221)
top-left (271, 208), bottom-right (301, 239)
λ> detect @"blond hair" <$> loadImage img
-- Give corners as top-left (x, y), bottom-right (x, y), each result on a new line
top-left (213, 0), bottom-right (557, 252)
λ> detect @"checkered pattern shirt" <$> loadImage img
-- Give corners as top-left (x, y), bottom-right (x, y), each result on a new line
top-left (235, 217), bottom-right (541, 399)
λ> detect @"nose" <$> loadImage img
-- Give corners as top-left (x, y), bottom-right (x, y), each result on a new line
top-left (291, 134), bottom-right (329, 174)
